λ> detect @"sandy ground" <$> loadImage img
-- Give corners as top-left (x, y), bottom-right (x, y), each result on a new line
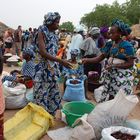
top-left (3, 63), bottom-right (140, 140)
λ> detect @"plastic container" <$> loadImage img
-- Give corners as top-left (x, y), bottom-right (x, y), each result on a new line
top-left (62, 101), bottom-right (95, 127)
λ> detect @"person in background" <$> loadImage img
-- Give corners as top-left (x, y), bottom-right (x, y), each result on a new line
top-left (80, 27), bottom-right (102, 76)
top-left (67, 26), bottom-right (84, 60)
top-left (13, 25), bottom-right (22, 56)
top-left (27, 27), bottom-right (33, 47)
top-left (0, 48), bottom-right (4, 140)
top-left (3, 29), bottom-right (13, 54)
top-left (98, 26), bottom-right (110, 48)
top-left (33, 12), bottom-right (72, 116)
top-left (0, 36), bottom-right (4, 55)
top-left (82, 19), bottom-right (135, 102)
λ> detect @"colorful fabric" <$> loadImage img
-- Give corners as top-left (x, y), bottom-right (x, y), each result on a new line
top-left (63, 63), bottom-right (86, 80)
top-left (111, 19), bottom-right (131, 35)
top-left (2, 60), bottom-right (35, 83)
top-left (100, 40), bottom-right (135, 101)
top-left (22, 46), bottom-right (35, 58)
top-left (100, 68), bottom-right (134, 102)
top-left (33, 25), bottom-right (61, 115)
top-left (43, 12), bottom-right (60, 26)
top-left (21, 60), bottom-right (36, 79)
top-left (101, 40), bottom-right (134, 61)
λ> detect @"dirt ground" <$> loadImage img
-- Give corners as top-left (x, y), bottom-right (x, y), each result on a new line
top-left (3, 64), bottom-right (140, 140)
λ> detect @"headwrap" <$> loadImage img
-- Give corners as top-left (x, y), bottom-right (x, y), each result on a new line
top-left (75, 25), bottom-right (84, 33)
top-left (111, 19), bottom-right (131, 36)
top-left (89, 27), bottom-right (100, 35)
top-left (70, 49), bottom-right (79, 56)
top-left (100, 26), bottom-right (109, 33)
top-left (23, 47), bottom-right (35, 58)
top-left (43, 12), bottom-right (61, 26)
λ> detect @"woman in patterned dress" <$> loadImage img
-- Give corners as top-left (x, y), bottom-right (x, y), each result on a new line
top-left (33, 12), bottom-right (72, 115)
top-left (63, 49), bottom-right (87, 91)
top-left (82, 19), bottom-right (135, 102)
top-left (2, 47), bottom-right (35, 85)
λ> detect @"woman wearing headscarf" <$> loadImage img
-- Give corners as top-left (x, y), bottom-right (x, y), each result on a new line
top-left (82, 19), bottom-right (135, 102)
top-left (63, 49), bottom-right (87, 96)
top-left (98, 26), bottom-right (110, 48)
top-left (2, 47), bottom-right (36, 87)
top-left (33, 12), bottom-right (72, 115)
top-left (80, 27), bottom-right (102, 76)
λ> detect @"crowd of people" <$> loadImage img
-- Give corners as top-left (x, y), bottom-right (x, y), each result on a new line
top-left (0, 11), bottom-right (140, 139)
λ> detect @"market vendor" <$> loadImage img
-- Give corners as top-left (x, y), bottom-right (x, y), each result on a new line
top-left (63, 49), bottom-right (87, 95)
top-left (82, 19), bottom-right (135, 102)
top-left (2, 47), bottom-right (35, 88)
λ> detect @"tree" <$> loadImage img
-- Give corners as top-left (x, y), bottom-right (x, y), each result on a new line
top-left (80, 0), bottom-right (140, 29)
top-left (125, 0), bottom-right (140, 24)
top-left (59, 21), bottom-right (74, 32)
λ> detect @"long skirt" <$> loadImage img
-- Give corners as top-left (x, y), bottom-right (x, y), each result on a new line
top-left (100, 68), bottom-right (134, 102)
top-left (33, 80), bottom-right (61, 116)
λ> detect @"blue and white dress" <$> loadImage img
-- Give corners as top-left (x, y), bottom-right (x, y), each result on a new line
top-left (33, 25), bottom-right (61, 115)
top-left (2, 60), bottom-right (35, 83)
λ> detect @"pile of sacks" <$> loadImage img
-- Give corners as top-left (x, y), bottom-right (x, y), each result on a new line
top-left (51, 89), bottom-right (139, 140)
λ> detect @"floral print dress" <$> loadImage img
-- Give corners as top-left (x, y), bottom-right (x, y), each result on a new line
top-left (100, 40), bottom-right (135, 101)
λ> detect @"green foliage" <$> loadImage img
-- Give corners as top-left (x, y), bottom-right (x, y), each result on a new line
top-left (59, 21), bottom-right (74, 32)
top-left (80, 0), bottom-right (140, 28)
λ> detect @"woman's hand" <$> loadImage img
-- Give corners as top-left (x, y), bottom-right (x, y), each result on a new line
top-left (82, 58), bottom-right (89, 64)
top-left (60, 59), bottom-right (73, 69)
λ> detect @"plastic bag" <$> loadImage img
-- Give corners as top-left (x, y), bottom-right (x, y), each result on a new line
top-left (3, 81), bottom-right (26, 97)
top-left (101, 126), bottom-right (140, 140)
top-left (4, 103), bottom-right (54, 140)
top-left (63, 79), bottom-right (86, 101)
top-left (3, 81), bottom-right (27, 109)
top-left (26, 88), bottom-right (33, 102)
top-left (94, 85), bottom-right (104, 103)
top-left (125, 119), bottom-right (140, 131)
top-left (5, 93), bottom-right (27, 109)
top-left (87, 89), bottom-right (139, 139)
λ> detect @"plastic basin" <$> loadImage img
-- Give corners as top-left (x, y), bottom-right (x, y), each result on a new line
top-left (62, 101), bottom-right (95, 127)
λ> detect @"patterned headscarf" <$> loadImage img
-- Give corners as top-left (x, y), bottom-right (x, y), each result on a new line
top-left (111, 19), bottom-right (131, 36)
top-left (43, 12), bottom-right (61, 26)
top-left (23, 47), bottom-right (35, 58)
top-left (70, 49), bottom-right (79, 56)
top-left (100, 26), bottom-right (109, 33)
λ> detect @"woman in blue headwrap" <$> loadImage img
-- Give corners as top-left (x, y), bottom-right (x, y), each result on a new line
top-left (82, 19), bottom-right (135, 102)
top-left (33, 12), bottom-right (72, 115)
top-left (2, 47), bottom-right (36, 87)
